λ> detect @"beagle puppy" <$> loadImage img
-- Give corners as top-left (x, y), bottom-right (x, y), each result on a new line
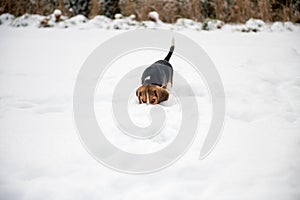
top-left (136, 39), bottom-right (174, 105)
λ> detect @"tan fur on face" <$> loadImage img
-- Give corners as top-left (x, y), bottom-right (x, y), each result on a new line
top-left (136, 85), bottom-right (169, 105)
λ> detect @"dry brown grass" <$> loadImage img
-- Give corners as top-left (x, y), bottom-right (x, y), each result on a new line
top-left (0, 0), bottom-right (299, 23)
top-left (0, 0), bottom-right (61, 16)
top-left (89, 0), bottom-right (99, 18)
top-left (119, 0), bottom-right (202, 22)
top-left (119, 0), bottom-right (299, 23)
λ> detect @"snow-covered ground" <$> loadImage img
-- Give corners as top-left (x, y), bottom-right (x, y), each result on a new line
top-left (0, 26), bottom-right (300, 200)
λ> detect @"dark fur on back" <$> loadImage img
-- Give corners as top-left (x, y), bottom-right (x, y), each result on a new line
top-left (141, 42), bottom-right (174, 87)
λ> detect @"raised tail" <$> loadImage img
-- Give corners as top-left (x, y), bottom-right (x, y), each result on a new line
top-left (164, 37), bottom-right (175, 61)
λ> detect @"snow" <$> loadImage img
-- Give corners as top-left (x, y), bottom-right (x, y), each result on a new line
top-left (88, 15), bottom-right (112, 28)
top-left (53, 9), bottom-right (62, 16)
top-left (271, 21), bottom-right (295, 32)
top-left (175, 18), bottom-right (202, 31)
top-left (129, 14), bottom-right (136, 20)
top-left (148, 11), bottom-right (159, 22)
top-left (202, 19), bottom-right (224, 30)
top-left (245, 18), bottom-right (265, 31)
top-left (68, 15), bottom-right (88, 24)
top-left (10, 14), bottom-right (44, 28)
top-left (0, 13), bottom-right (15, 26)
top-left (0, 26), bottom-right (300, 199)
top-left (114, 13), bottom-right (123, 19)
top-left (1, 13), bottom-right (300, 32)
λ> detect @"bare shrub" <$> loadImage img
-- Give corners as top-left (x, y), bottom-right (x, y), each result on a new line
top-left (0, 0), bottom-right (299, 23)
top-left (119, 0), bottom-right (201, 23)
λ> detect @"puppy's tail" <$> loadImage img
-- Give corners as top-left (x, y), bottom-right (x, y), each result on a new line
top-left (164, 37), bottom-right (175, 62)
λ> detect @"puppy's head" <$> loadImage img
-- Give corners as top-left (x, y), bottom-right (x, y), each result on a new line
top-left (136, 84), bottom-right (169, 105)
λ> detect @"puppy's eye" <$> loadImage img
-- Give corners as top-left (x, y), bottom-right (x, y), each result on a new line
top-left (151, 99), bottom-right (156, 104)
top-left (154, 91), bottom-right (158, 97)
top-left (142, 100), bottom-right (146, 103)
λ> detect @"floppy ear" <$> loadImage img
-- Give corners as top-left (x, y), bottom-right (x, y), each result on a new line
top-left (159, 88), bottom-right (169, 103)
top-left (136, 87), bottom-right (142, 104)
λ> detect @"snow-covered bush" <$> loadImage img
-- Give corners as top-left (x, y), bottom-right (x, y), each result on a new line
top-left (114, 13), bottom-right (123, 19)
top-left (1, 12), bottom-right (299, 32)
top-left (88, 15), bottom-right (112, 29)
top-left (39, 9), bottom-right (68, 28)
top-left (148, 11), bottom-right (161, 23)
top-left (284, 22), bottom-right (295, 31)
top-left (175, 18), bottom-right (202, 31)
top-left (110, 15), bottom-right (138, 30)
top-left (40, 18), bottom-right (53, 28)
top-left (241, 18), bottom-right (266, 32)
top-left (271, 21), bottom-right (295, 32)
top-left (56, 15), bottom-right (88, 29)
top-left (68, 15), bottom-right (88, 24)
top-left (53, 9), bottom-right (62, 22)
top-left (11, 14), bottom-right (44, 28)
top-left (271, 22), bottom-right (285, 31)
top-left (202, 18), bottom-right (224, 30)
top-left (0, 13), bottom-right (15, 26)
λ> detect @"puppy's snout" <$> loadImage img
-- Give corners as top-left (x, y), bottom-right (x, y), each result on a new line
top-left (150, 99), bottom-right (156, 104)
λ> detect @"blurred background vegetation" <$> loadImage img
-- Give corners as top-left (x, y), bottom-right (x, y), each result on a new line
top-left (0, 0), bottom-right (299, 23)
